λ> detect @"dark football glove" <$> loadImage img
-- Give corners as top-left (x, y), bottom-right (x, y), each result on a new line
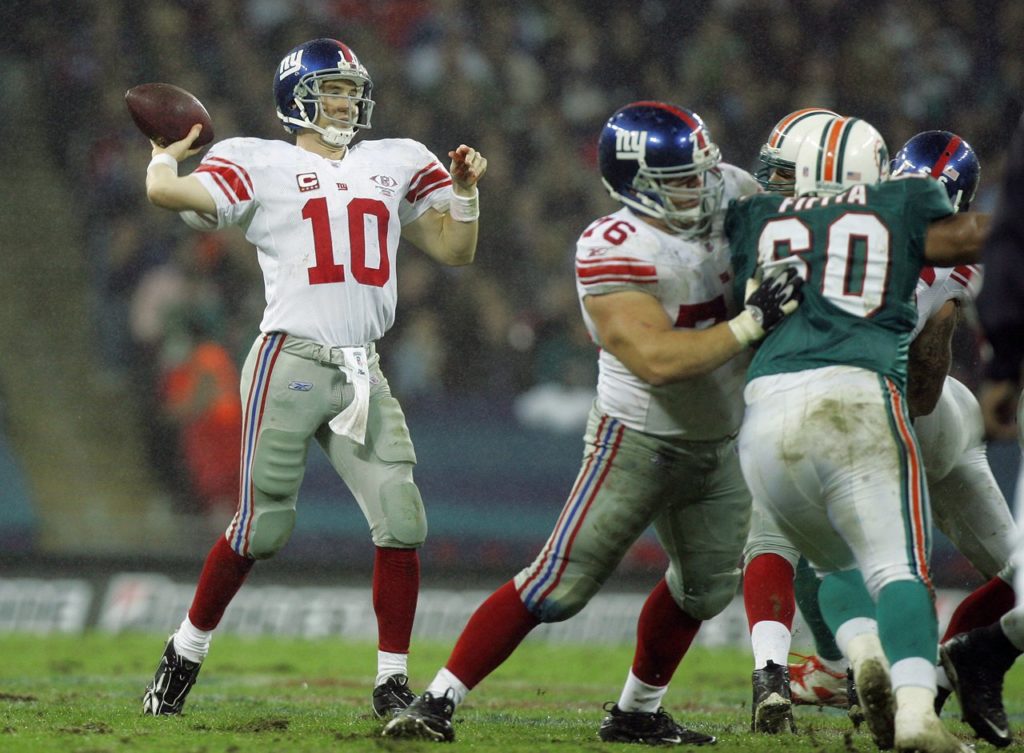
top-left (728, 265), bottom-right (804, 346)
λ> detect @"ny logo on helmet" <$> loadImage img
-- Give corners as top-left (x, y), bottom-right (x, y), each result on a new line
top-left (616, 129), bottom-right (647, 161)
top-left (279, 51), bottom-right (303, 79)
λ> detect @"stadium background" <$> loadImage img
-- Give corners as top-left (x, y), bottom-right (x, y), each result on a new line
top-left (0, 0), bottom-right (1021, 639)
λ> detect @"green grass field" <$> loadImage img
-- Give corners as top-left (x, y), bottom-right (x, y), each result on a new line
top-left (0, 632), bottom-right (1020, 752)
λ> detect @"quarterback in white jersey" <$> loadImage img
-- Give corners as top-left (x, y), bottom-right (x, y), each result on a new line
top-left (138, 38), bottom-right (487, 721)
top-left (384, 101), bottom-right (802, 745)
top-left (189, 136), bottom-right (457, 346)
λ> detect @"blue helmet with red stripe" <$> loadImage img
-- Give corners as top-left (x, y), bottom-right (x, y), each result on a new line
top-left (891, 130), bottom-right (979, 212)
top-left (598, 101), bottom-right (724, 239)
top-left (274, 38), bottom-right (374, 148)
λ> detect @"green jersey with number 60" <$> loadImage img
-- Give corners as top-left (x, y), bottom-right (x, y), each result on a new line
top-left (726, 176), bottom-right (953, 390)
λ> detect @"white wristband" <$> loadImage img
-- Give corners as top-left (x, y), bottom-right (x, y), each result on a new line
top-left (449, 188), bottom-right (479, 222)
top-left (147, 153), bottom-right (178, 173)
top-left (727, 310), bottom-right (764, 348)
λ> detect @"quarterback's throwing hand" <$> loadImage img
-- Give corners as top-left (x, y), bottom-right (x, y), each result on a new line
top-left (448, 145), bottom-right (487, 190)
top-left (728, 266), bottom-right (804, 347)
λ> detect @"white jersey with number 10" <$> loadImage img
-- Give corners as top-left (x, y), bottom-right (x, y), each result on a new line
top-left (185, 136), bottom-right (454, 347)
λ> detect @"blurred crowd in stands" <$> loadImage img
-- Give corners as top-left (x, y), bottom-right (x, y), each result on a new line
top-left (6, 0), bottom-right (1022, 515)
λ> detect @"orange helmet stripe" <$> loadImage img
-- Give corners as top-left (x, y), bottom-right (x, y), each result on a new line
top-left (822, 116), bottom-right (850, 183)
top-left (769, 108), bottom-right (836, 148)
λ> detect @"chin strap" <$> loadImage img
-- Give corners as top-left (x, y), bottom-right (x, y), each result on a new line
top-left (319, 125), bottom-right (356, 148)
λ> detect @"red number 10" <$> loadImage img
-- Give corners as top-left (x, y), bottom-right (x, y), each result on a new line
top-left (303, 197), bottom-right (391, 287)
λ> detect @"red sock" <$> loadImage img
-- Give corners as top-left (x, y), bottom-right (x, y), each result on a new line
top-left (446, 580), bottom-right (540, 689)
top-left (373, 546), bottom-right (420, 653)
top-left (942, 576), bottom-right (1016, 641)
top-left (632, 579), bottom-right (702, 686)
top-left (187, 536), bottom-right (255, 630)
top-left (743, 553), bottom-right (796, 630)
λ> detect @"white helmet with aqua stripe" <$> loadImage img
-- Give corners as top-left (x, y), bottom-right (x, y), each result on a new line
top-left (794, 116), bottom-right (890, 197)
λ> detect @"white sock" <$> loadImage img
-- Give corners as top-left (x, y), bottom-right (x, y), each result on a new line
top-left (750, 620), bottom-right (792, 669)
top-left (425, 667), bottom-right (469, 707)
top-left (835, 617), bottom-right (879, 661)
top-left (617, 670), bottom-right (668, 713)
top-left (891, 657), bottom-right (937, 693)
top-left (376, 651), bottom-right (409, 687)
top-left (173, 616), bottom-right (212, 663)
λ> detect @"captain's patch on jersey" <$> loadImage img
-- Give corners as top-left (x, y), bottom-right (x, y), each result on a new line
top-left (296, 173), bottom-right (320, 192)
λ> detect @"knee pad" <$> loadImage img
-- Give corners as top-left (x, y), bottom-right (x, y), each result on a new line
top-left (252, 428), bottom-right (309, 497)
top-left (375, 479), bottom-right (427, 546)
top-left (246, 507), bottom-right (296, 559)
top-left (668, 567), bottom-right (741, 620)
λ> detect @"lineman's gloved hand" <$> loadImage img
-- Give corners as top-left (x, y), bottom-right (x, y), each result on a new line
top-left (728, 266), bottom-right (804, 347)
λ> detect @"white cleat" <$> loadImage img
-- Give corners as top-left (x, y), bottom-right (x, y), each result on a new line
top-left (854, 657), bottom-right (895, 750)
top-left (895, 706), bottom-right (973, 753)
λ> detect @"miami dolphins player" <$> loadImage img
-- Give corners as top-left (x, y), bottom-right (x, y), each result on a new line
top-left (728, 115), bottom-right (988, 753)
top-left (775, 133), bottom-right (1016, 721)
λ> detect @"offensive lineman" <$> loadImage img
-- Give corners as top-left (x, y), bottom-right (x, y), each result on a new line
top-left (729, 115), bottom-right (989, 753)
top-left (383, 101), bottom-right (803, 744)
top-left (137, 37), bottom-right (487, 718)
top-left (938, 111), bottom-right (1024, 751)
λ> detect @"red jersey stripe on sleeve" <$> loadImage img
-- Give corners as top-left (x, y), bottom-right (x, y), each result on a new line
top-left (406, 164), bottom-right (451, 202)
top-left (413, 177), bottom-right (453, 202)
top-left (576, 257), bottom-right (657, 285)
top-left (578, 275), bottom-right (657, 285)
top-left (196, 158), bottom-right (254, 203)
top-left (199, 168), bottom-right (237, 203)
top-left (949, 264), bottom-right (977, 288)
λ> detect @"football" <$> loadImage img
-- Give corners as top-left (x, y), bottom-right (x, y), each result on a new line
top-left (124, 82), bottom-right (214, 148)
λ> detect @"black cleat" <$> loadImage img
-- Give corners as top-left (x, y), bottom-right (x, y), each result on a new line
top-left (382, 690), bottom-right (456, 742)
top-left (933, 685), bottom-right (951, 716)
top-left (751, 660), bottom-right (795, 734)
top-left (372, 674), bottom-right (417, 719)
top-left (941, 629), bottom-right (1016, 748)
top-left (142, 634), bottom-right (202, 716)
top-left (598, 702), bottom-right (716, 746)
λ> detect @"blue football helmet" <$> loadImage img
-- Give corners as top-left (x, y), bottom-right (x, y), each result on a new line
top-left (274, 38), bottom-right (374, 148)
top-left (891, 130), bottom-right (979, 212)
top-left (598, 101), bottom-right (724, 239)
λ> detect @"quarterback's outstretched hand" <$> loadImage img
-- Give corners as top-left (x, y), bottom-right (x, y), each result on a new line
top-left (151, 123), bottom-right (208, 162)
top-left (448, 144), bottom-right (487, 193)
top-left (728, 266), bottom-right (804, 347)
